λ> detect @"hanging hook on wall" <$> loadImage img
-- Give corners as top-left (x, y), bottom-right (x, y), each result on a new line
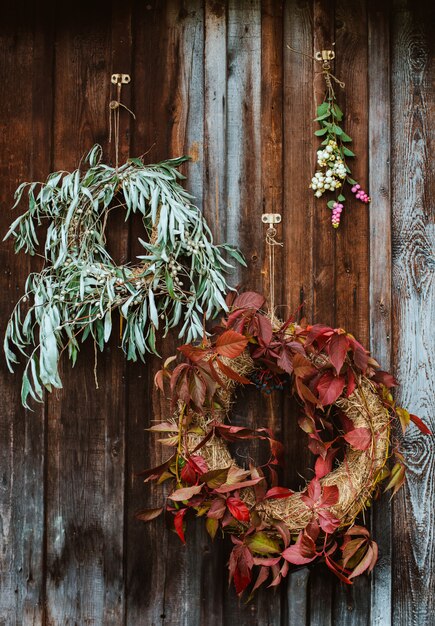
top-left (109, 73), bottom-right (136, 169)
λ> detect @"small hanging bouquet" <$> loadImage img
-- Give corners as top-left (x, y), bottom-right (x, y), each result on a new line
top-left (310, 55), bottom-right (370, 228)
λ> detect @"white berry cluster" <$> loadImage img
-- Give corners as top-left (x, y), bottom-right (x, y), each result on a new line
top-left (310, 140), bottom-right (346, 198)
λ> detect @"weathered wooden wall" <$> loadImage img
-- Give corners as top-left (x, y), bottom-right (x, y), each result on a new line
top-left (0, 1), bottom-right (434, 624)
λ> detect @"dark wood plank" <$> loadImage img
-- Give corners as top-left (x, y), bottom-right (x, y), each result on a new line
top-left (0, 1), bottom-right (53, 623)
top-left (332, 1), bottom-right (371, 623)
top-left (286, 568), bottom-right (309, 626)
top-left (126, 2), bottom-right (207, 624)
top-left (367, 2), bottom-right (393, 623)
top-left (307, 2), bottom-right (336, 620)
top-left (124, 2), bottom-right (173, 624)
top-left (221, 2), bottom-right (282, 623)
top-left (334, 0), bottom-right (370, 346)
top-left (282, 0), bottom-right (317, 620)
top-left (391, 1), bottom-right (435, 624)
top-left (312, 0), bottom-right (336, 329)
top-left (44, 3), bottom-right (127, 623)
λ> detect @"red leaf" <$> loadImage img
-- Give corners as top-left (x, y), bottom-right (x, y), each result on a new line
top-left (328, 333), bottom-right (349, 375)
top-left (189, 455), bottom-right (208, 474)
top-left (227, 497), bottom-right (250, 522)
top-left (229, 544), bottom-right (254, 595)
top-left (277, 347), bottom-right (294, 374)
top-left (214, 477), bottom-right (264, 493)
top-left (136, 454), bottom-right (176, 481)
top-left (169, 363), bottom-right (190, 394)
top-left (154, 369), bottom-right (165, 391)
top-left (264, 487), bottom-right (294, 500)
top-left (178, 344), bottom-right (208, 362)
top-left (410, 413), bottom-right (432, 435)
top-left (215, 330), bottom-right (248, 358)
top-left (135, 507), bottom-right (164, 522)
top-left (346, 368), bottom-right (356, 397)
top-left (282, 532), bottom-right (317, 565)
top-left (371, 370), bottom-right (398, 388)
top-left (343, 427), bottom-right (372, 451)
top-left (305, 324), bottom-right (334, 347)
top-left (318, 510), bottom-right (340, 533)
top-left (168, 484), bottom-right (203, 501)
top-left (339, 411), bottom-right (355, 434)
top-left (293, 353), bottom-right (316, 378)
top-left (216, 357), bottom-right (251, 384)
top-left (306, 479), bottom-right (322, 503)
top-left (189, 372), bottom-right (207, 408)
top-left (180, 463), bottom-right (196, 484)
top-left (344, 525), bottom-right (371, 538)
top-left (325, 556), bottom-right (352, 584)
top-left (348, 545), bottom-right (377, 579)
top-left (233, 291), bottom-right (265, 311)
top-left (317, 372), bottom-right (346, 406)
top-left (251, 566), bottom-right (271, 593)
top-left (352, 346), bottom-right (369, 373)
top-left (296, 378), bottom-right (320, 406)
top-left (207, 497), bottom-right (227, 519)
top-left (320, 485), bottom-right (339, 508)
top-left (174, 509), bottom-right (187, 543)
top-left (314, 447), bottom-right (338, 479)
top-left (257, 314), bottom-right (273, 343)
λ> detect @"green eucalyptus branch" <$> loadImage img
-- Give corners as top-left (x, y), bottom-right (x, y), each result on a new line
top-left (4, 145), bottom-right (245, 408)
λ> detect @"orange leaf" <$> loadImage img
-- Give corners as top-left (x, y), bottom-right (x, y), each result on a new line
top-left (215, 330), bottom-right (248, 358)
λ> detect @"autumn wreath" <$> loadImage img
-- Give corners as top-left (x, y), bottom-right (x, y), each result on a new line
top-left (139, 291), bottom-right (430, 596)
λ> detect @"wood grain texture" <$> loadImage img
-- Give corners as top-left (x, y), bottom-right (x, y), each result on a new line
top-left (334, 0), bottom-right (370, 345)
top-left (391, 1), bottom-right (435, 625)
top-left (312, 0), bottom-right (336, 328)
top-left (45, 3), bottom-right (126, 624)
top-left (0, 1), bottom-right (434, 624)
top-left (332, 2), bottom-right (371, 622)
top-left (0, 2), bottom-right (53, 624)
top-left (368, 2), bottom-right (393, 624)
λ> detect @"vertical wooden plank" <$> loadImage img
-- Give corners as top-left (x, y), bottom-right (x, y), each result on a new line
top-left (391, 1), bottom-right (435, 625)
top-left (222, 2), bottom-right (281, 624)
top-left (312, 0), bottom-right (336, 329)
top-left (203, 4), bottom-right (228, 621)
top-left (125, 3), bottom-right (171, 623)
top-left (225, 0), bottom-right (262, 288)
top-left (45, 3), bottom-right (127, 623)
top-left (204, 0), bottom-right (227, 246)
top-left (0, 1), bottom-right (53, 623)
top-left (308, 2), bottom-right (337, 621)
top-left (282, 0), bottom-right (314, 323)
top-left (368, 1), bottom-right (393, 624)
top-left (332, 1), bottom-right (371, 623)
top-left (126, 2), bottom-right (206, 624)
top-left (286, 569), bottom-right (309, 626)
top-left (282, 0), bottom-right (314, 619)
top-left (334, 0), bottom-right (370, 346)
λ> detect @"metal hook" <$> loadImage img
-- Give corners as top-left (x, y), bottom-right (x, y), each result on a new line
top-left (111, 73), bottom-right (131, 85)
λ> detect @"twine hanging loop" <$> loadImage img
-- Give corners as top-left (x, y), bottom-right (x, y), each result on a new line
top-left (262, 213), bottom-right (283, 324)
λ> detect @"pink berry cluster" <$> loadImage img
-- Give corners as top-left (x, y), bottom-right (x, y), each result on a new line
top-left (351, 183), bottom-right (370, 203)
top-left (331, 202), bottom-right (343, 228)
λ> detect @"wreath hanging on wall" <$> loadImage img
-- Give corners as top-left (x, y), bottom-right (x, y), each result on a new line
top-left (139, 291), bottom-right (430, 596)
top-left (4, 145), bottom-right (244, 407)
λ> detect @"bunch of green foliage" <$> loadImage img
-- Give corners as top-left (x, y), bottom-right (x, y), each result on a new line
top-left (4, 145), bottom-right (244, 407)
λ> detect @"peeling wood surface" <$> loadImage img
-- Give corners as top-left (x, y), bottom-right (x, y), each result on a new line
top-left (0, 1), bottom-right (434, 624)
